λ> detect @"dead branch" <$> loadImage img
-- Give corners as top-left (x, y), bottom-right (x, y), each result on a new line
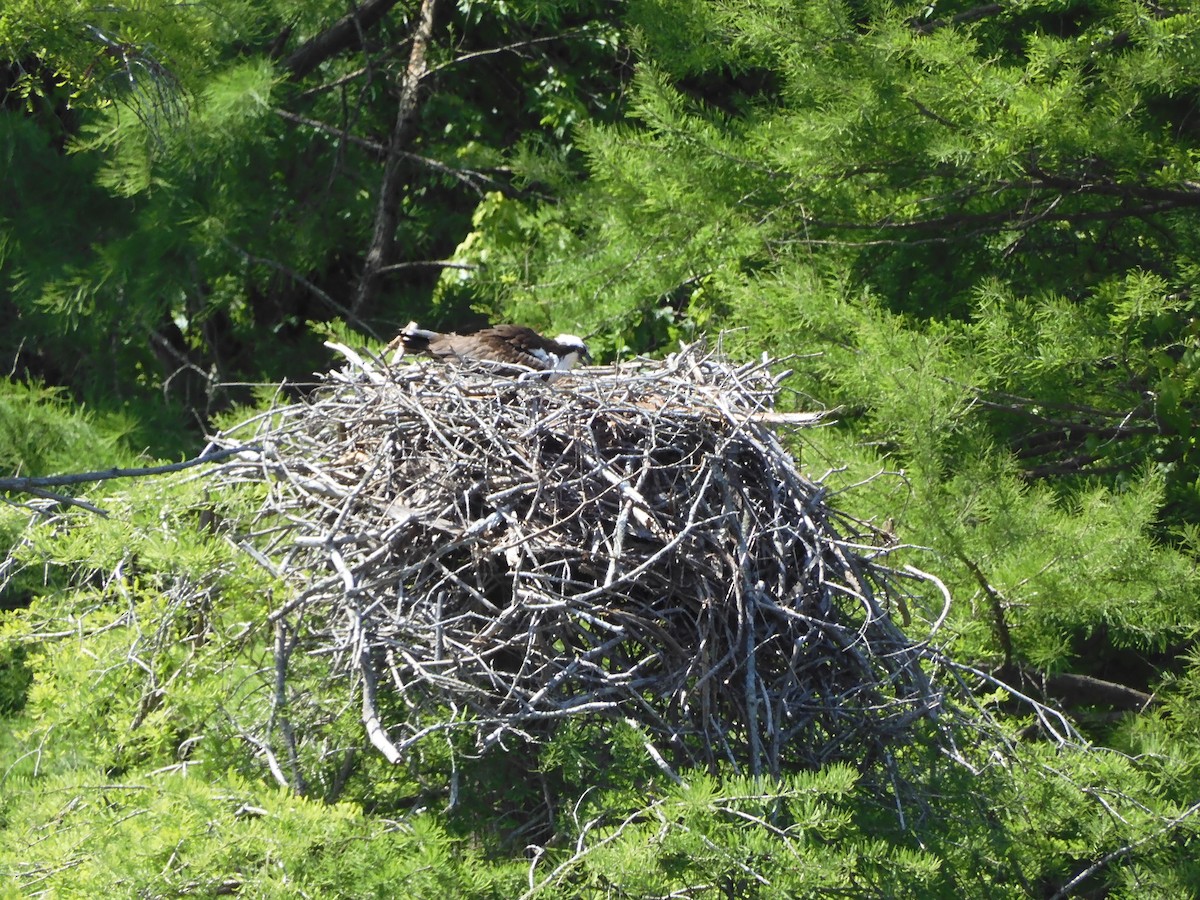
top-left (0, 447), bottom-right (258, 516)
top-left (282, 0), bottom-right (405, 81)
top-left (203, 341), bottom-right (973, 778)
top-left (1050, 797), bottom-right (1200, 900)
top-left (1040, 671), bottom-right (1156, 712)
top-left (909, 3), bottom-right (1003, 34)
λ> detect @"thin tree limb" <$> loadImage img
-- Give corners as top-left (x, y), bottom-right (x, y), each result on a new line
top-left (1050, 797), bottom-right (1200, 900)
top-left (282, 0), bottom-right (404, 81)
top-left (0, 446), bottom-right (259, 494)
top-left (221, 237), bottom-right (379, 338)
top-left (958, 554), bottom-right (1016, 677)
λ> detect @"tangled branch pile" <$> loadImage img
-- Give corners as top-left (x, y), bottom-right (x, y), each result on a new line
top-left (212, 342), bottom-right (947, 777)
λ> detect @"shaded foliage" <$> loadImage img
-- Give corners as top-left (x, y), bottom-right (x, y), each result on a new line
top-left (1, 0), bottom-right (626, 447)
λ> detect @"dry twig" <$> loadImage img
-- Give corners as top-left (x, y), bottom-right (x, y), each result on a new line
top-left (207, 340), bottom-right (950, 776)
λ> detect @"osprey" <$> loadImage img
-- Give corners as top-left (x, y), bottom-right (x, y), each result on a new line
top-left (391, 322), bottom-right (591, 377)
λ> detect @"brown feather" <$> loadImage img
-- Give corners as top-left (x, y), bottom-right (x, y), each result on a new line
top-left (394, 323), bottom-right (588, 374)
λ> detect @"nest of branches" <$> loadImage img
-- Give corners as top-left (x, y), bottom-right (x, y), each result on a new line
top-left (211, 341), bottom-right (950, 777)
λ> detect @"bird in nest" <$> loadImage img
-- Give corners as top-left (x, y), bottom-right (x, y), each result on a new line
top-left (389, 322), bottom-right (591, 379)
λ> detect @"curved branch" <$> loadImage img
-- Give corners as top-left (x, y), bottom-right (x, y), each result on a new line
top-left (282, 0), bottom-right (404, 81)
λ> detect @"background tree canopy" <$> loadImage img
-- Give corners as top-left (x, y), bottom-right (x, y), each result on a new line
top-left (3, 0), bottom-right (1200, 895)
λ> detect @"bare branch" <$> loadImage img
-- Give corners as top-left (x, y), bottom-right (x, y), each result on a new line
top-left (375, 259), bottom-right (478, 274)
top-left (1050, 797), bottom-right (1200, 899)
top-left (426, 27), bottom-right (605, 75)
top-left (272, 106), bottom-right (386, 155)
top-left (273, 107), bottom-right (512, 195)
top-left (1040, 670), bottom-right (1156, 712)
top-left (282, 0), bottom-right (404, 81)
top-left (0, 446), bottom-right (259, 497)
top-left (910, 3), bottom-right (1004, 34)
top-left (958, 554), bottom-right (1016, 675)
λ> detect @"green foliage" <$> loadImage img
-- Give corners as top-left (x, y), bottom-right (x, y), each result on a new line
top-left (0, 379), bottom-right (142, 614)
top-left (0, 0), bottom-right (208, 110)
top-left (0, 638), bottom-right (30, 715)
top-left (0, 767), bottom-right (525, 897)
top-left (521, 744), bottom-right (1200, 898)
top-left (1, 0), bottom-right (628, 447)
top-left (1, 453), bottom-right (1198, 896)
top-left (6, 0), bottom-right (1200, 894)
top-left (0, 380), bottom-right (134, 478)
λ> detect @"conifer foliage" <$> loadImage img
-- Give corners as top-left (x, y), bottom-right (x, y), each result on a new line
top-left (4, 0), bottom-right (1200, 895)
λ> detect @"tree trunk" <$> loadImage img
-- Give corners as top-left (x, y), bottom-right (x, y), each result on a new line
top-left (352, 0), bottom-right (440, 319)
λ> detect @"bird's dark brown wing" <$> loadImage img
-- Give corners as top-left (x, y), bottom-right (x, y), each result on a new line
top-left (423, 332), bottom-right (468, 360)
top-left (402, 324), bottom-right (555, 369)
top-left (468, 326), bottom-right (554, 369)
top-left (483, 325), bottom-right (538, 341)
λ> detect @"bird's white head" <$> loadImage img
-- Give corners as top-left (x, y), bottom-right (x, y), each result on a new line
top-left (553, 334), bottom-right (592, 370)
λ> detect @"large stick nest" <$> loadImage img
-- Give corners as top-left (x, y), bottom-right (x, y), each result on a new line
top-left (212, 341), bottom-right (945, 776)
